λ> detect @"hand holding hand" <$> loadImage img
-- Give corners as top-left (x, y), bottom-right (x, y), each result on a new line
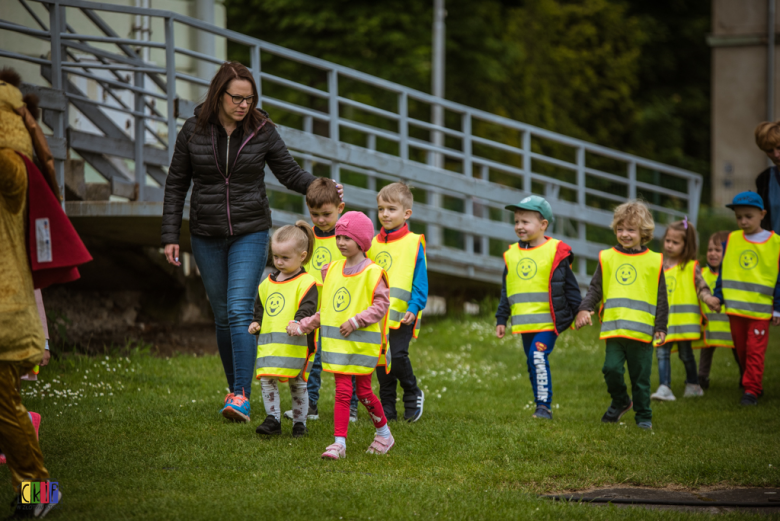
top-left (286, 320), bottom-right (303, 336)
top-left (248, 322), bottom-right (261, 335)
top-left (340, 319), bottom-right (356, 338)
top-left (401, 311), bottom-right (416, 325)
top-left (655, 331), bottom-right (666, 345)
top-left (496, 325), bottom-right (505, 339)
top-left (704, 296), bottom-right (721, 313)
top-left (575, 310), bottom-right (593, 329)
top-left (164, 244), bottom-right (181, 267)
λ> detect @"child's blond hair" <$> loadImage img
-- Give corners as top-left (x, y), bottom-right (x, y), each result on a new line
top-left (611, 200), bottom-right (655, 245)
top-left (377, 182), bottom-right (413, 210)
top-left (271, 220), bottom-right (315, 265)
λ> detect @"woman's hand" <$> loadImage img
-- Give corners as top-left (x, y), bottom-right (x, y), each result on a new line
top-left (575, 310), bottom-right (593, 329)
top-left (332, 180), bottom-right (344, 201)
top-left (654, 331), bottom-right (666, 345)
top-left (164, 244), bottom-right (181, 266)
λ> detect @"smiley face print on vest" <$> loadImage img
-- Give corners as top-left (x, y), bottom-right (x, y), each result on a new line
top-left (333, 287), bottom-right (352, 312)
top-left (265, 292), bottom-right (286, 317)
top-left (739, 250), bottom-right (759, 270)
top-left (312, 246), bottom-right (332, 271)
top-left (515, 258), bottom-right (538, 280)
top-left (616, 264), bottom-right (637, 285)
top-left (375, 251), bottom-right (393, 272)
top-left (666, 275), bottom-right (677, 294)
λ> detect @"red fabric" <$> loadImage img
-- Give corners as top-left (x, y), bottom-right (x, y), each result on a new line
top-left (333, 372), bottom-right (387, 437)
top-left (549, 239), bottom-right (573, 334)
top-left (376, 222), bottom-right (410, 242)
top-left (20, 153), bottom-right (92, 289)
top-left (728, 315), bottom-right (769, 396)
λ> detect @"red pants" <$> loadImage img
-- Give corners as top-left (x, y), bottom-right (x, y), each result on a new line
top-left (728, 315), bottom-right (770, 396)
top-left (334, 372), bottom-right (387, 438)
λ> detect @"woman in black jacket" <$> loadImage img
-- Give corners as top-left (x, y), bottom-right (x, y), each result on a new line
top-left (162, 62), bottom-right (325, 423)
top-left (754, 121), bottom-right (780, 232)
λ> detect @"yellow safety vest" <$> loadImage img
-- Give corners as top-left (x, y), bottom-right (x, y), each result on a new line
top-left (303, 233), bottom-right (344, 292)
top-left (722, 231), bottom-right (780, 320)
top-left (320, 259), bottom-right (390, 375)
top-left (255, 272), bottom-right (318, 381)
top-left (368, 232), bottom-right (426, 338)
top-left (661, 260), bottom-right (702, 344)
top-left (692, 266), bottom-right (734, 348)
top-left (504, 238), bottom-right (558, 334)
top-left (599, 247), bottom-right (663, 343)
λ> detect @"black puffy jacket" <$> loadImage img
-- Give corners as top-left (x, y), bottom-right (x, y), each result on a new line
top-left (161, 108), bottom-right (315, 245)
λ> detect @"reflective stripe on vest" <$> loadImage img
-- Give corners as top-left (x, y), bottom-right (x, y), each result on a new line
top-left (255, 272), bottom-right (318, 380)
top-left (599, 247), bottom-right (662, 343)
top-left (722, 231), bottom-right (780, 320)
top-left (368, 232), bottom-right (426, 337)
top-left (320, 260), bottom-right (390, 375)
top-left (661, 261), bottom-right (702, 343)
top-left (693, 266), bottom-right (734, 348)
top-left (504, 238), bottom-right (558, 334)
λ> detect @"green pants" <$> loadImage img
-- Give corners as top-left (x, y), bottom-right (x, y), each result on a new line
top-left (602, 338), bottom-right (653, 423)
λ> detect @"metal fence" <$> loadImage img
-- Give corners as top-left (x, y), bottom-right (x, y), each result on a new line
top-left (0, 0), bottom-right (703, 285)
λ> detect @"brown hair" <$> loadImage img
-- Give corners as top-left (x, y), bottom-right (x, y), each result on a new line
top-left (377, 182), bottom-right (414, 209)
top-left (663, 219), bottom-right (698, 268)
top-left (306, 177), bottom-right (341, 209)
top-left (611, 200), bottom-right (655, 244)
top-left (195, 61), bottom-right (268, 134)
top-left (755, 121), bottom-right (780, 151)
top-left (271, 220), bottom-right (315, 265)
top-left (708, 230), bottom-right (730, 248)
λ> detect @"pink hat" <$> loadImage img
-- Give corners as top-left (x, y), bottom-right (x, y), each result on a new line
top-left (335, 211), bottom-right (375, 252)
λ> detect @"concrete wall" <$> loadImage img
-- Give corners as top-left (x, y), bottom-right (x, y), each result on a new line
top-left (711, 0), bottom-right (780, 206)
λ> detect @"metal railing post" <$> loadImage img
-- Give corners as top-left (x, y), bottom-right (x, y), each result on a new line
top-left (366, 134), bottom-right (377, 225)
top-left (134, 70), bottom-right (146, 201)
top-left (462, 112), bottom-right (473, 254)
top-left (628, 161), bottom-right (637, 200)
top-left (328, 69), bottom-right (339, 181)
top-left (398, 91), bottom-right (408, 160)
top-left (164, 17), bottom-right (176, 162)
top-left (251, 45), bottom-right (261, 103)
top-left (49, 2), bottom-right (66, 207)
top-left (688, 177), bottom-right (701, 226)
top-left (522, 130), bottom-right (531, 194)
top-left (479, 164), bottom-right (489, 256)
top-left (576, 147), bottom-right (587, 277)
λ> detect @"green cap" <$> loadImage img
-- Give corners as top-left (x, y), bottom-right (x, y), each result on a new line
top-left (505, 195), bottom-right (554, 223)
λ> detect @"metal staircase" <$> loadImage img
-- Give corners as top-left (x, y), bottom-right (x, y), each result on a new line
top-left (1, 0), bottom-right (703, 287)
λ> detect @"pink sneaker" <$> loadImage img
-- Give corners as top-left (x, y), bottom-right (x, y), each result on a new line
top-left (29, 412), bottom-right (41, 439)
top-left (366, 433), bottom-right (394, 455)
top-left (321, 443), bottom-right (346, 460)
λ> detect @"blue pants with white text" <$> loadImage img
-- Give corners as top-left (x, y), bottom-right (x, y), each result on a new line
top-left (521, 331), bottom-right (557, 408)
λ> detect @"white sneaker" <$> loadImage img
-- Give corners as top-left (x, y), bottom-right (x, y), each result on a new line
top-left (650, 384), bottom-right (676, 401)
top-left (683, 383), bottom-right (704, 397)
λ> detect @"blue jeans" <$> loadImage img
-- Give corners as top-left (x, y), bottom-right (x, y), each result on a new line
top-left (191, 231), bottom-right (269, 399)
top-left (656, 341), bottom-right (698, 386)
top-left (521, 331), bottom-right (557, 408)
top-left (308, 337), bottom-right (358, 408)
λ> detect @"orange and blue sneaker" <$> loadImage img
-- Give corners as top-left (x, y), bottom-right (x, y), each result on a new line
top-left (221, 390), bottom-right (250, 422)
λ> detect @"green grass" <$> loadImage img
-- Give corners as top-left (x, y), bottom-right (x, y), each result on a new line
top-left (4, 317), bottom-right (779, 520)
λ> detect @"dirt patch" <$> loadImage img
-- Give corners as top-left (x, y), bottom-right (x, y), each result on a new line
top-left (544, 486), bottom-right (780, 514)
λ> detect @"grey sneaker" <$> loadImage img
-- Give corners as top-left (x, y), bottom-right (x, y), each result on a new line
top-left (650, 384), bottom-right (676, 401)
top-left (683, 383), bottom-right (704, 397)
top-left (637, 421), bottom-right (652, 430)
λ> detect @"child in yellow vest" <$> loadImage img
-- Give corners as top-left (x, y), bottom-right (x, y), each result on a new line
top-left (367, 182), bottom-right (427, 422)
top-left (494, 196), bottom-right (581, 420)
top-left (294, 212), bottom-right (394, 459)
top-left (713, 191), bottom-right (780, 406)
top-left (696, 230), bottom-right (742, 389)
top-left (650, 219), bottom-right (720, 401)
top-left (249, 221), bottom-right (319, 437)
top-left (576, 201), bottom-right (667, 430)
top-left (282, 177), bottom-right (360, 423)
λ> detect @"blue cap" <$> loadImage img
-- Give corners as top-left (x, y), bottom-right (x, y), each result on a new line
top-left (726, 191), bottom-right (764, 211)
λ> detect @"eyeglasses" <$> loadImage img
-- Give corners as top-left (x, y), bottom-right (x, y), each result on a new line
top-left (225, 92), bottom-right (254, 105)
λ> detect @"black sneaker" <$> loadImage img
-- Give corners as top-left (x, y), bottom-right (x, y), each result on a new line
top-left (404, 390), bottom-right (425, 422)
top-left (532, 405), bottom-right (552, 420)
top-left (292, 422), bottom-right (308, 438)
top-left (255, 415), bottom-right (282, 435)
top-left (698, 376), bottom-right (709, 390)
top-left (740, 392), bottom-right (758, 406)
top-left (601, 400), bottom-right (633, 423)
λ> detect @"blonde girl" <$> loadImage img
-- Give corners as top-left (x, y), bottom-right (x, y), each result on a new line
top-left (650, 219), bottom-right (720, 402)
top-left (249, 221), bottom-right (318, 437)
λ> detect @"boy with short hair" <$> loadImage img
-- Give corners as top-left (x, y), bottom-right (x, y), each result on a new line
top-left (576, 200), bottom-right (667, 430)
top-left (495, 196), bottom-right (582, 420)
top-left (283, 178), bottom-right (360, 421)
top-left (367, 182), bottom-right (427, 422)
top-left (714, 191), bottom-right (780, 406)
